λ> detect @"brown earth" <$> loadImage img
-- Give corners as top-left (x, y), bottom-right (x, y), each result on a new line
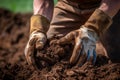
top-left (0, 8), bottom-right (120, 80)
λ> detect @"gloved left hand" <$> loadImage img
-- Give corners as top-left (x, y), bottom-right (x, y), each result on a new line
top-left (56, 26), bottom-right (98, 67)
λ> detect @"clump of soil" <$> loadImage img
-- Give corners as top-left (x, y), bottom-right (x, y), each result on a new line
top-left (0, 8), bottom-right (120, 80)
top-left (34, 39), bottom-right (73, 69)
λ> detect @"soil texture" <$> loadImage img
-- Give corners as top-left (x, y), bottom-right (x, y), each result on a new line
top-left (0, 8), bottom-right (120, 80)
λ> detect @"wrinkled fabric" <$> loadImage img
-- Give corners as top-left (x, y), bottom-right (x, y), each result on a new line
top-left (47, 0), bottom-right (97, 38)
top-left (47, 0), bottom-right (120, 62)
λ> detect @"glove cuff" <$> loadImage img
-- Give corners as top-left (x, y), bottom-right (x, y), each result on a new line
top-left (84, 9), bottom-right (112, 36)
top-left (30, 14), bottom-right (50, 34)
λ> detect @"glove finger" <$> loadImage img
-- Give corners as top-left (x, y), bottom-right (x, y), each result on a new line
top-left (25, 38), bottom-right (37, 65)
top-left (76, 47), bottom-right (87, 67)
top-left (29, 37), bottom-right (38, 46)
top-left (86, 50), bottom-right (93, 65)
top-left (25, 45), bottom-right (35, 65)
top-left (93, 49), bottom-right (97, 64)
top-left (57, 31), bottom-right (78, 45)
top-left (69, 38), bottom-right (82, 65)
top-left (25, 45), bottom-right (40, 70)
top-left (86, 49), bottom-right (96, 65)
top-left (35, 37), bottom-right (47, 50)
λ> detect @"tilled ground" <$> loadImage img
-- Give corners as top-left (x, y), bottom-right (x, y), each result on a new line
top-left (0, 8), bottom-right (120, 80)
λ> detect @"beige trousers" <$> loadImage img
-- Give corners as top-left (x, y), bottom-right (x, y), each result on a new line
top-left (47, 0), bottom-right (120, 62)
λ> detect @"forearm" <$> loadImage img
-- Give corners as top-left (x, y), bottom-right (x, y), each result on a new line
top-left (33, 0), bottom-right (54, 21)
top-left (30, 0), bottom-right (54, 34)
top-left (99, 0), bottom-right (120, 18)
top-left (25, 0), bottom-right (54, 67)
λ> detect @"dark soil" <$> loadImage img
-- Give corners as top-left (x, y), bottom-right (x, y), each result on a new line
top-left (0, 8), bottom-right (120, 80)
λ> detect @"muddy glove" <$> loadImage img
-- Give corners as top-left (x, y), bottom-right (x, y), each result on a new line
top-left (24, 15), bottom-right (50, 67)
top-left (56, 9), bottom-right (112, 67)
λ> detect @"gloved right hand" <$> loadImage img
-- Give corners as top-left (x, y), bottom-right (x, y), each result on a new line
top-left (24, 31), bottom-right (47, 66)
top-left (24, 14), bottom-right (50, 68)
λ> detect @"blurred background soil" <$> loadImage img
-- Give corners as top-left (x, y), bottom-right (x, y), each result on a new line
top-left (0, 8), bottom-right (120, 80)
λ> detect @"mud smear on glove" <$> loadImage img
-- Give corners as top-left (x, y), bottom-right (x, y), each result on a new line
top-left (0, 8), bottom-right (120, 80)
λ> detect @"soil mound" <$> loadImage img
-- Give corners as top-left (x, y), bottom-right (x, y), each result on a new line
top-left (0, 8), bottom-right (120, 80)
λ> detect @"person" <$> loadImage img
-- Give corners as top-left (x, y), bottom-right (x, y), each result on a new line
top-left (25, 0), bottom-right (120, 68)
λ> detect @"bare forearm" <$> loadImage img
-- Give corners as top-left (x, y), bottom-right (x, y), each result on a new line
top-left (99, 0), bottom-right (120, 18)
top-left (33, 0), bottom-right (54, 21)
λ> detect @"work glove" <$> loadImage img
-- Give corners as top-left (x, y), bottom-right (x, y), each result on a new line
top-left (24, 31), bottom-right (47, 66)
top-left (56, 26), bottom-right (98, 66)
top-left (24, 15), bottom-right (50, 68)
top-left (56, 9), bottom-right (112, 67)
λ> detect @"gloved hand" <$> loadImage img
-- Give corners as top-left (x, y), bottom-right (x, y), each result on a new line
top-left (24, 15), bottom-right (50, 68)
top-left (56, 26), bottom-right (98, 66)
top-left (24, 31), bottom-right (47, 66)
top-left (56, 9), bottom-right (112, 67)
